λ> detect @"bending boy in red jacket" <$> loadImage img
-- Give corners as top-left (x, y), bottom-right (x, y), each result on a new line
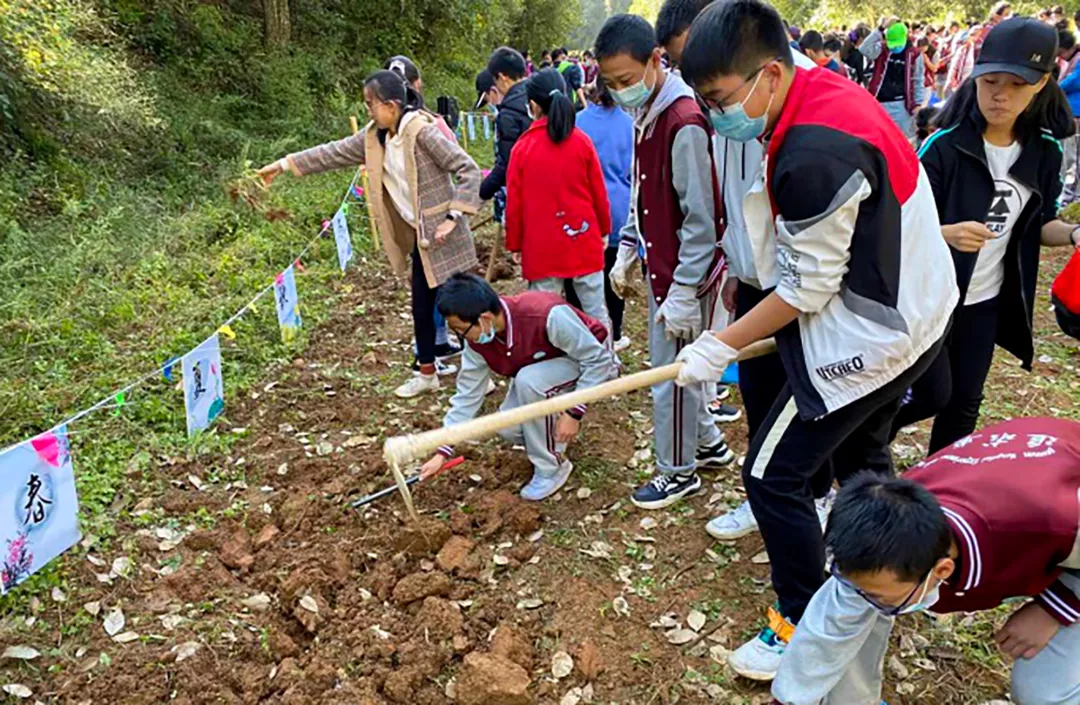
top-left (772, 417), bottom-right (1080, 705)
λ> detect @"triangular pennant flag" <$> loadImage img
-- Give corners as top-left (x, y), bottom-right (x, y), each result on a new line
top-left (163, 357), bottom-right (179, 382)
top-left (111, 392), bottom-right (125, 417)
top-left (294, 258), bottom-right (305, 272)
top-left (218, 324), bottom-right (236, 340)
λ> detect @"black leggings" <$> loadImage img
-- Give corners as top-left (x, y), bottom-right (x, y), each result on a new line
top-left (565, 246), bottom-right (625, 340)
top-left (890, 297), bottom-right (998, 453)
top-left (412, 249), bottom-right (439, 366)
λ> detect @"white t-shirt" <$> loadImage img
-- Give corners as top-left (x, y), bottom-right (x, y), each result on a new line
top-left (964, 140), bottom-right (1031, 306)
top-left (383, 111), bottom-right (420, 227)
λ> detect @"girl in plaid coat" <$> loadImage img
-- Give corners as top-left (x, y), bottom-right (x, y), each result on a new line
top-left (259, 70), bottom-right (483, 398)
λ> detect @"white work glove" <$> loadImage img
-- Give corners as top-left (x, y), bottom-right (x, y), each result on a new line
top-left (610, 244), bottom-right (639, 299)
top-left (675, 332), bottom-right (739, 387)
top-left (654, 283), bottom-right (701, 340)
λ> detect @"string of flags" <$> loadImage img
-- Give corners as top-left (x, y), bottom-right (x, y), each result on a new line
top-left (460, 112), bottom-right (495, 144)
top-left (0, 168), bottom-right (367, 594)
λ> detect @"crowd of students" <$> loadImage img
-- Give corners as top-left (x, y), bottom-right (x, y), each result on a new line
top-left (253, 2), bottom-right (1080, 702)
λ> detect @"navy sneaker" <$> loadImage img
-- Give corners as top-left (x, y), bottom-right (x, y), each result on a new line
top-left (697, 439), bottom-right (736, 469)
top-left (708, 400), bottom-right (743, 423)
top-left (631, 472), bottom-right (702, 509)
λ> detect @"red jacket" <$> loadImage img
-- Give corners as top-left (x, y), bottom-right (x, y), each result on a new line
top-left (905, 417), bottom-right (1080, 626)
top-left (506, 119), bottom-right (611, 281)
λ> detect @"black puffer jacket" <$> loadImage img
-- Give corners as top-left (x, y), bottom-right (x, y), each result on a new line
top-left (480, 81), bottom-right (532, 200)
top-left (918, 108), bottom-right (1064, 369)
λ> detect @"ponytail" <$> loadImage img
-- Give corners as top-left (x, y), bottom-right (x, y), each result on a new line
top-left (364, 70), bottom-right (425, 143)
top-left (526, 68), bottom-right (575, 143)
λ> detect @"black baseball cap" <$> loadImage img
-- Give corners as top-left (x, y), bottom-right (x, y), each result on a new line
top-left (474, 69), bottom-right (495, 110)
top-left (972, 17), bottom-right (1058, 84)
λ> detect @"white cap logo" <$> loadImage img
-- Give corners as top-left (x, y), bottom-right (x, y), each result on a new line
top-left (1032, 53), bottom-right (1043, 62)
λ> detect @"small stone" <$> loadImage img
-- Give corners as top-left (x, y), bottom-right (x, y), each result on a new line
top-left (84, 601), bottom-right (101, 617)
top-left (51, 587), bottom-right (67, 603)
top-left (517, 598), bottom-right (544, 610)
top-left (576, 487), bottom-right (592, 500)
top-left (298, 595), bottom-right (319, 613)
top-left (159, 614), bottom-right (185, 630)
top-left (2, 684), bottom-right (32, 699)
top-left (665, 629), bottom-right (697, 645)
top-left (888, 655), bottom-right (910, 679)
top-left (253, 524), bottom-right (280, 549)
top-left (315, 441), bottom-right (333, 456)
top-left (687, 609), bottom-right (707, 633)
top-left (173, 641), bottom-right (201, 663)
top-left (113, 631), bottom-right (140, 643)
top-left (241, 593), bottom-right (272, 612)
top-left (751, 550), bottom-right (770, 564)
top-left (612, 596), bottom-right (630, 617)
top-left (551, 651), bottom-right (574, 679)
top-left (639, 517), bottom-right (658, 531)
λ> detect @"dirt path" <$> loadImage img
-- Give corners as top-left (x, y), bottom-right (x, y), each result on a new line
top-left (1, 247), bottom-right (1077, 705)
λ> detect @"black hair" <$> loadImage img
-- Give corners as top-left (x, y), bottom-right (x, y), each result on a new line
top-left (526, 68), bottom-right (575, 143)
top-left (656, 0), bottom-right (712, 47)
top-left (1055, 18), bottom-right (1070, 32)
top-left (936, 73), bottom-right (1075, 142)
top-left (542, 49), bottom-right (551, 58)
top-left (435, 273), bottom-right (501, 323)
top-left (1053, 3), bottom-right (1064, 13)
top-left (385, 56), bottom-right (421, 87)
top-left (552, 47), bottom-right (568, 61)
top-left (799, 29), bottom-right (824, 54)
top-left (915, 104), bottom-right (939, 141)
top-left (1062, 30), bottom-right (1078, 52)
top-left (950, 20), bottom-right (961, 29)
top-left (916, 36), bottom-right (929, 49)
top-left (583, 50), bottom-right (594, 59)
top-left (823, 36), bottom-right (843, 54)
top-left (824, 472), bottom-right (952, 582)
top-left (364, 70), bottom-right (424, 145)
top-left (595, 14), bottom-right (658, 64)
top-left (990, 1), bottom-right (1011, 19)
top-left (588, 79), bottom-right (617, 108)
top-left (681, 0), bottom-right (793, 85)
top-left (488, 46), bottom-right (527, 81)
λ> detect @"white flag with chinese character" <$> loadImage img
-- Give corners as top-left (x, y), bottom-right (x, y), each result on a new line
top-left (332, 207), bottom-right (353, 273)
top-left (182, 334), bottom-right (225, 436)
top-left (0, 426), bottom-right (80, 594)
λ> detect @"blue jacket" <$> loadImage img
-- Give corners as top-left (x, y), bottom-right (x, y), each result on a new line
top-left (576, 103), bottom-right (633, 247)
top-left (1060, 63), bottom-right (1080, 117)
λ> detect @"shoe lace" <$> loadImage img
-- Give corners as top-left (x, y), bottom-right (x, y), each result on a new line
top-left (648, 474), bottom-right (674, 492)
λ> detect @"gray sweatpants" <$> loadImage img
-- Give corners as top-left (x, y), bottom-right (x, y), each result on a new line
top-left (529, 271), bottom-right (611, 338)
top-left (496, 357), bottom-right (579, 480)
top-left (648, 289), bottom-right (722, 475)
top-left (773, 573), bottom-right (1080, 705)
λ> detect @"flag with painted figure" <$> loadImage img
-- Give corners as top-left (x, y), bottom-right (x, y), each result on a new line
top-left (274, 264), bottom-right (303, 344)
top-left (182, 334), bottom-right (225, 436)
top-left (0, 426), bottom-right (80, 594)
top-left (332, 206), bottom-right (353, 273)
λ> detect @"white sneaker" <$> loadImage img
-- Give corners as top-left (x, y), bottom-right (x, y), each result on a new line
top-left (816, 488), bottom-right (837, 531)
top-left (614, 335), bottom-right (631, 352)
top-left (728, 625), bottom-right (787, 681)
top-left (394, 373), bottom-right (439, 398)
top-left (705, 499), bottom-right (758, 540)
top-left (520, 460), bottom-right (573, 501)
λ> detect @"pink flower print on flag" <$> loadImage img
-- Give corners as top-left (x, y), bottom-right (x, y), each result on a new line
top-left (2, 531), bottom-right (33, 592)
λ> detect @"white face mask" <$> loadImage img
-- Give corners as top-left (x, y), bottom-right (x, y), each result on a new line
top-left (897, 573), bottom-right (942, 615)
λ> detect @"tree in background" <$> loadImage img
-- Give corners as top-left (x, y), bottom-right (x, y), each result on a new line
top-left (263, 0), bottom-right (290, 47)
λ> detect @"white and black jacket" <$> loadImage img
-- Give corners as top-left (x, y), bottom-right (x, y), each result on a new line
top-left (747, 67), bottom-right (957, 420)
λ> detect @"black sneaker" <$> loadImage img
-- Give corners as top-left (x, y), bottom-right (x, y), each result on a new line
top-left (697, 439), bottom-right (736, 469)
top-left (631, 472), bottom-right (702, 509)
top-left (434, 339), bottom-right (463, 360)
top-left (708, 401), bottom-right (743, 423)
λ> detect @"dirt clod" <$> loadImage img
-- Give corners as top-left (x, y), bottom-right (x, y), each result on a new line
top-left (219, 528), bottom-right (254, 571)
top-left (254, 524), bottom-right (280, 550)
top-left (392, 571), bottom-right (451, 604)
top-left (436, 535), bottom-right (476, 572)
top-left (455, 652), bottom-right (533, 705)
top-left (394, 517), bottom-right (452, 557)
top-left (415, 597), bottom-right (463, 639)
top-left (491, 623), bottom-right (533, 670)
top-left (576, 639), bottom-right (602, 681)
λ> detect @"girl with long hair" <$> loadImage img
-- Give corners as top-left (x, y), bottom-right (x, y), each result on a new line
top-left (257, 70), bottom-right (482, 398)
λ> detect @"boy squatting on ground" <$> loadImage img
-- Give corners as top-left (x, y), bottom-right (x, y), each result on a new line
top-left (772, 417), bottom-right (1080, 705)
top-left (677, 0), bottom-right (956, 679)
top-left (595, 14), bottom-right (734, 512)
top-left (418, 273), bottom-right (618, 501)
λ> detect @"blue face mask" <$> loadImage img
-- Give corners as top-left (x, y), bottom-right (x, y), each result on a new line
top-left (708, 69), bottom-right (773, 142)
top-left (476, 320), bottom-right (496, 345)
top-left (612, 63), bottom-right (656, 110)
